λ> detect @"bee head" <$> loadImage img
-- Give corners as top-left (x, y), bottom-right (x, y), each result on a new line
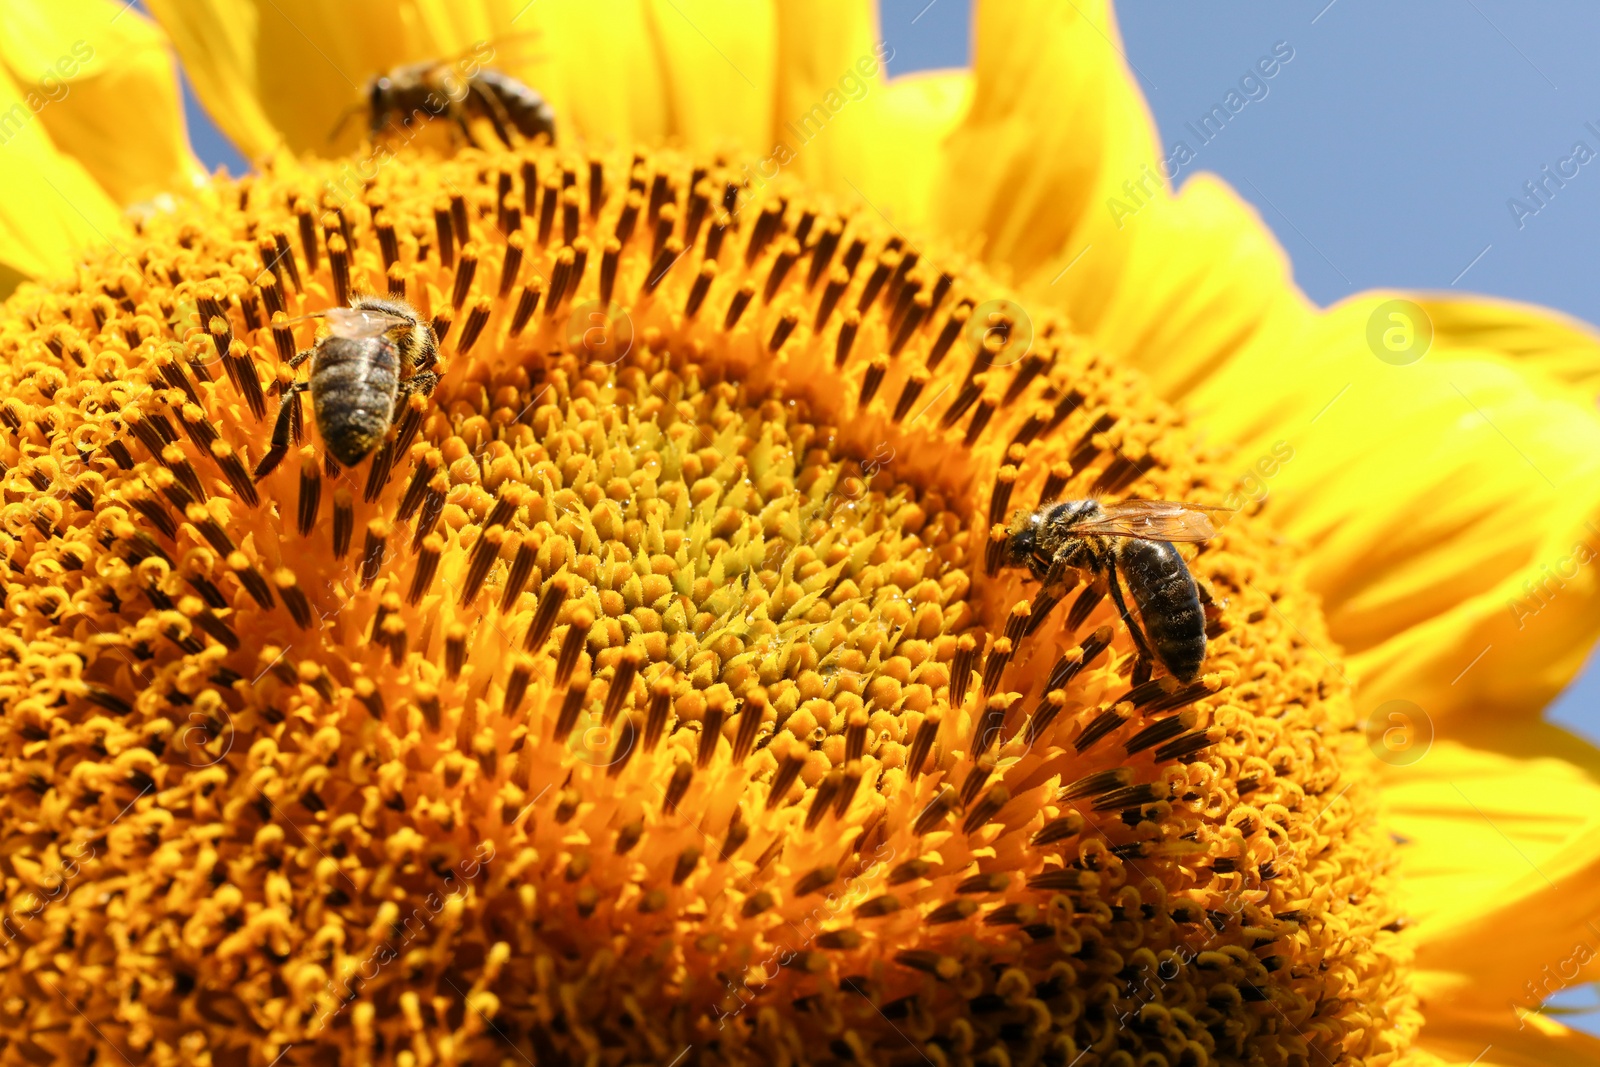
top-left (367, 77), bottom-right (391, 133)
top-left (1003, 509), bottom-right (1043, 566)
top-left (392, 319), bottom-right (438, 375)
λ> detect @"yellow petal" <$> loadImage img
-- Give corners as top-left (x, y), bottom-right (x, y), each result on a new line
top-left (1222, 301), bottom-right (1600, 723)
top-left (763, 2), bottom-right (981, 277)
top-left (0, 0), bottom-right (202, 206)
top-left (929, 0), bottom-right (1161, 319)
top-left (1105, 196), bottom-right (1600, 724)
top-left (142, 0), bottom-right (290, 159)
top-left (1417, 1003), bottom-right (1600, 1067)
top-left (1085, 174), bottom-right (1310, 403)
top-left (768, 0), bottom-right (884, 199)
top-left (1383, 730), bottom-right (1600, 1011)
top-left (853, 69), bottom-right (971, 235)
top-left (643, 0), bottom-right (774, 156)
top-left (508, 0), bottom-right (670, 148)
top-left (1419, 294), bottom-right (1600, 400)
top-left (0, 62), bottom-right (125, 287)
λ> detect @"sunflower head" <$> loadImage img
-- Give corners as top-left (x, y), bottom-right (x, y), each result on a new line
top-left (0, 136), bottom-right (1422, 1066)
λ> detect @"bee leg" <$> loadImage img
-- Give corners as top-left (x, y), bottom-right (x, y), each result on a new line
top-left (398, 371), bottom-right (440, 399)
top-left (1042, 555), bottom-right (1074, 596)
top-left (451, 113), bottom-right (484, 150)
top-left (254, 381), bottom-right (308, 479)
top-left (444, 96), bottom-right (489, 151)
top-left (1105, 558), bottom-right (1157, 685)
top-left (286, 347), bottom-right (314, 371)
top-left (327, 100), bottom-right (365, 145)
top-left (465, 78), bottom-right (517, 149)
top-left (1023, 557), bottom-right (1076, 638)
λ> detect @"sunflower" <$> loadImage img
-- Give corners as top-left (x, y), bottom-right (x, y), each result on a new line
top-left (3, 1), bottom-right (1600, 1065)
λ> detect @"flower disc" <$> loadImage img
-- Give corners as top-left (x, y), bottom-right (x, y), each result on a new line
top-left (0, 144), bottom-right (1419, 1066)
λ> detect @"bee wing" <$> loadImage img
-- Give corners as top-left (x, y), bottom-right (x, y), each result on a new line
top-left (1071, 500), bottom-right (1230, 542)
top-left (417, 31), bottom-right (547, 75)
top-left (472, 29), bottom-right (547, 60)
top-left (275, 307), bottom-right (410, 339)
top-left (272, 311), bottom-right (325, 329)
top-left (323, 307), bottom-right (412, 339)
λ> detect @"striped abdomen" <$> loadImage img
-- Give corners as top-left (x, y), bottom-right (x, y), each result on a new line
top-left (1119, 539), bottom-right (1206, 682)
top-left (310, 335), bottom-right (399, 466)
top-left (474, 69), bottom-right (556, 142)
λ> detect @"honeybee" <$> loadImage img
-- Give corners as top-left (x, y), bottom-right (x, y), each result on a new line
top-left (337, 39), bottom-right (555, 149)
top-left (254, 297), bottom-right (439, 476)
top-left (1002, 499), bottom-right (1226, 682)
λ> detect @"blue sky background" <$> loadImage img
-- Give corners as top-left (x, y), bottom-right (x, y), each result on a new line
top-left (175, 0), bottom-right (1598, 1022)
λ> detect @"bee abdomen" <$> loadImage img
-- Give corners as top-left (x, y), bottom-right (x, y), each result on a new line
top-left (1122, 540), bottom-right (1206, 682)
top-left (474, 69), bottom-right (556, 142)
top-left (311, 337), bottom-right (399, 467)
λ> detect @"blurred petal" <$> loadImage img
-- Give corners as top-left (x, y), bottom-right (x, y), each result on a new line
top-left (1384, 734), bottom-right (1600, 998)
top-left (1086, 174), bottom-right (1310, 403)
top-left (855, 69), bottom-right (971, 235)
top-left (768, 0), bottom-right (884, 199)
top-left (1188, 297), bottom-right (1600, 725)
top-left (1419, 294), bottom-right (1600, 401)
top-left (1401, 722), bottom-right (1600, 1013)
top-left (231, 0), bottom-right (418, 154)
top-left (0, 62), bottom-right (126, 287)
top-left (0, 0), bottom-right (202, 205)
top-left (1418, 1008), bottom-right (1600, 1067)
top-left (767, 2), bottom-right (987, 307)
top-left (510, 0), bottom-right (670, 148)
top-left (142, 0), bottom-right (291, 160)
top-left (643, 0), bottom-right (774, 156)
top-left (929, 0), bottom-right (1162, 323)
